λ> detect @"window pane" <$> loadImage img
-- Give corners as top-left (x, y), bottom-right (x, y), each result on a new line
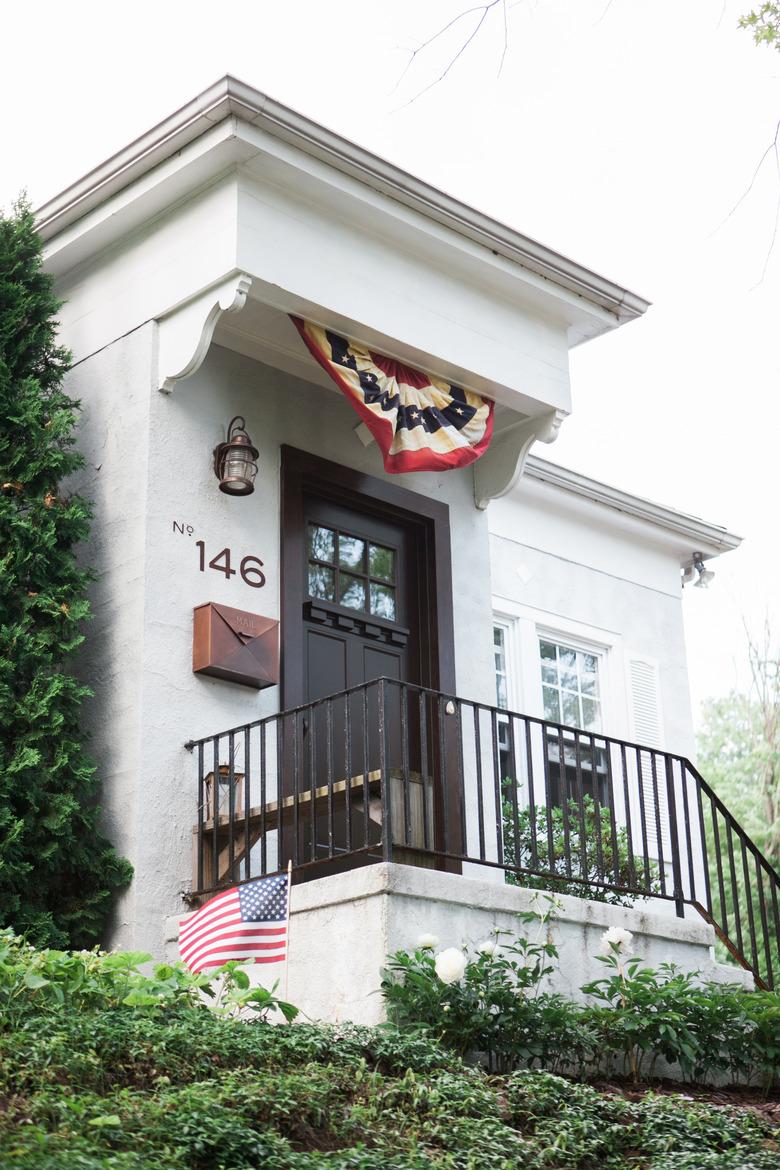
top-left (559, 647), bottom-right (577, 672)
top-left (339, 534), bottom-right (366, 571)
top-left (339, 573), bottom-right (366, 610)
top-left (369, 582), bottom-right (396, 620)
top-left (543, 686), bottom-right (560, 723)
top-left (369, 544), bottom-right (394, 581)
top-left (541, 663), bottom-right (557, 685)
top-left (540, 640), bottom-right (556, 661)
top-left (560, 668), bottom-right (578, 691)
top-left (308, 525), bottom-right (335, 563)
top-left (562, 691), bottom-right (580, 727)
top-left (580, 670), bottom-right (599, 696)
top-left (496, 675), bottom-right (508, 709)
top-left (582, 697), bottom-right (600, 731)
top-left (308, 564), bottom-right (334, 600)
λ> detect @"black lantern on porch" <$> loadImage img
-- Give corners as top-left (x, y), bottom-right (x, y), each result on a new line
top-left (213, 416), bottom-right (259, 496)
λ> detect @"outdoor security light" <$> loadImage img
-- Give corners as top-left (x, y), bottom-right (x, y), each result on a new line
top-left (213, 416), bottom-right (259, 496)
top-left (692, 552), bottom-right (715, 589)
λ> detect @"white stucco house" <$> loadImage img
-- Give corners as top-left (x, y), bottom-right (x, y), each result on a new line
top-left (36, 77), bottom-right (777, 1017)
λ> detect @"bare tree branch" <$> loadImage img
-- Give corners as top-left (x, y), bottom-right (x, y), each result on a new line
top-left (712, 118), bottom-right (780, 234)
top-left (393, 0), bottom-right (506, 107)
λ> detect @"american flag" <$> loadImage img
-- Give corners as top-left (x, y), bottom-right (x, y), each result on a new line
top-left (178, 874), bottom-right (289, 973)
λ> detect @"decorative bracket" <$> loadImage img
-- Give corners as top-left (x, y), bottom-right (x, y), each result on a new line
top-left (474, 408), bottom-right (567, 509)
top-left (157, 272), bottom-right (253, 393)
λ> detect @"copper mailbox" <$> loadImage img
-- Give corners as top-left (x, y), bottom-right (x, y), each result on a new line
top-left (193, 603), bottom-right (279, 689)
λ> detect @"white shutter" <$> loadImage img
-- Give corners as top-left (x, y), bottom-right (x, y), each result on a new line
top-left (628, 658), bottom-right (671, 860)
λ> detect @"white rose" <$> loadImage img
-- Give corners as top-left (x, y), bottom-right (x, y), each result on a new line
top-left (477, 940), bottom-right (498, 957)
top-left (416, 933), bottom-right (439, 950)
top-left (434, 947), bottom-right (468, 985)
top-left (599, 926), bottom-right (634, 956)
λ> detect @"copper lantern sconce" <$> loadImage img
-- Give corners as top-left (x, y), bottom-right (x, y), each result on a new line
top-left (212, 416), bottom-right (259, 496)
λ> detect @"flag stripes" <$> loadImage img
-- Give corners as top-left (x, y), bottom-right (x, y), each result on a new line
top-left (178, 874), bottom-right (289, 974)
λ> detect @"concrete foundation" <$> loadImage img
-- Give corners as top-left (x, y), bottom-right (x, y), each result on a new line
top-left (166, 863), bottom-right (751, 1023)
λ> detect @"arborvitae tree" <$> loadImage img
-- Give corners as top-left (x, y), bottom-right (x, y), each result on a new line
top-left (0, 200), bottom-right (132, 948)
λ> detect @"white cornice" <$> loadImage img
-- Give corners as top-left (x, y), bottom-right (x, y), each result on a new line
top-left (35, 76), bottom-right (650, 325)
top-left (524, 455), bottom-right (742, 557)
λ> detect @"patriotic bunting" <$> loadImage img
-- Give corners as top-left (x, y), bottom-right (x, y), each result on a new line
top-left (291, 317), bottom-right (494, 473)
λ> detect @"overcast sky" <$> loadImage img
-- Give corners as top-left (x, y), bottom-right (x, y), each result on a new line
top-left (2, 0), bottom-right (778, 722)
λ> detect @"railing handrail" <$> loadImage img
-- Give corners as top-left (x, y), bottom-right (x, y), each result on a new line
top-left (184, 674), bottom-right (780, 884)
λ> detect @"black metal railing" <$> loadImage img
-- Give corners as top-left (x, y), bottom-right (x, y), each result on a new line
top-left (185, 677), bottom-right (780, 989)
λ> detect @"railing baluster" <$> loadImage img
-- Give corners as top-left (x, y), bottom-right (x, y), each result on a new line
top-left (472, 706), bottom-right (485, 861)
top-left (557, 728), bottom-right (572, 879)
top-left (292, 711), bottom-right (300, 869)
top-left (649, 751), bottom-right (666, 896)
top-left (604, 741), bottom-right (621, 888)
top-left (260, 723), bottom-right (267, 877)
top-left (243, 727), bottom-right (251, 882)
top-left (196, 742), bottom-right (204, 893)
top-left (590, 734), bottom-right (605, 883)
top-left (401, 685), bottom-right (411, 847)
top-left (694, 771), bottom-right (712, 916)
top-left (664, 755), bottom-right (685, 917)
top-left (326, 697), bottom-right (334, 859)
top-left (619, 744), bottom-right (636, 889)
top-left (276, 716), bottom-right (284, 872)
top-left (524, 718), bottom-right (538, 871)
top-left (344, 695), bottom-right (353, 855)
top-left (710, 798), bottom-right (728, 936)
top-left (490, 708), bottom-right (504, 867)
top-left (769, 871), bottom-right (780, 992)
top-left (455, 700), bottom-right (467, 858)
top-left (573, 729), bottom-right (588, 884)
top-left (635, 748), bottom-right (651, 893)
top-left (755, 851), bottom-right (773, 989)
top-left (419, 691), bottom-right (430, 851)
top-left (379, 680), bottom-right (391, 861)
top-left (678, 759), bottom-right (695, 903)
top-left (740, 837), bottom-right (761, 977)
top-left (212, 735), bottom-right (220, 889)
top-left (439, 695), bottom-right (450, 857)
top-left (726, 821), bottom-right (742, 955)
top-left (362, 686), bottom-right (370, 852)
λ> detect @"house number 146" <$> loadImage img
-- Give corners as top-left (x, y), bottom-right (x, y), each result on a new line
top-left (195, 541), bottom-right (266, 588)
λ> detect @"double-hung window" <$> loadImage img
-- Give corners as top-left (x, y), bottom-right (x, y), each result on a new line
top-left (538, 635), bottom-right (608, 807)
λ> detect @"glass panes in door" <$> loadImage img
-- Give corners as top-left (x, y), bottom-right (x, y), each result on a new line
top-left (307, 523), bottom-right (397, 620)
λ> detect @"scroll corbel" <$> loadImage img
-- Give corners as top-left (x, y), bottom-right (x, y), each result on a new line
top-left (157, 272), bottom-right (252, 394)
top-left (474, 409), bottom-right (567, 509)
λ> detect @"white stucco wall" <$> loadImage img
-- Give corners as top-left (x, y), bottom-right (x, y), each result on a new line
top-left (71, 337), bottom-right (497, 954)
top-left (66, 324), bottom-right (155, 939)
top-left (166, 864), bottom-right (752, 1026)
top-left (487, 475), bottom-right (696, 758)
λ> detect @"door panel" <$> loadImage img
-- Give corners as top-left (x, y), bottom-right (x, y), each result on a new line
top-left (280, 447), bottom-right (459, 870)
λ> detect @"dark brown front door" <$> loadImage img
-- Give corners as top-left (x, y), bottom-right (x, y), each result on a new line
top-left (280, 447), bottom-right (458, 868)
top-left (302, 493), bottom-right (421, 702)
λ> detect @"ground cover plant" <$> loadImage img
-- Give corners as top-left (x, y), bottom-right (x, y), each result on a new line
top-left (0, 931), bottom-right (778, 1170)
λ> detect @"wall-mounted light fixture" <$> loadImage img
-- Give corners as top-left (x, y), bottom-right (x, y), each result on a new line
top-left (682, 551), bottom-right (715, 589)
top-left (213, 416), bottom-right (258, 496)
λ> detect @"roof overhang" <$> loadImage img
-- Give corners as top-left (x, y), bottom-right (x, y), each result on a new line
top-left (525, 455), bottom-right (742, 562)
top-left (36, 75), bottom-right (649, 338)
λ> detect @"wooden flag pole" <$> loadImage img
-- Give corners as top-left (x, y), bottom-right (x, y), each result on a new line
top-left (283, 859), bottom-right (293, 1001)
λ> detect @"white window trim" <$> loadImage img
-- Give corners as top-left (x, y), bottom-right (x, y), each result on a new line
top-left (491, 599), bottom-right (630, 741)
